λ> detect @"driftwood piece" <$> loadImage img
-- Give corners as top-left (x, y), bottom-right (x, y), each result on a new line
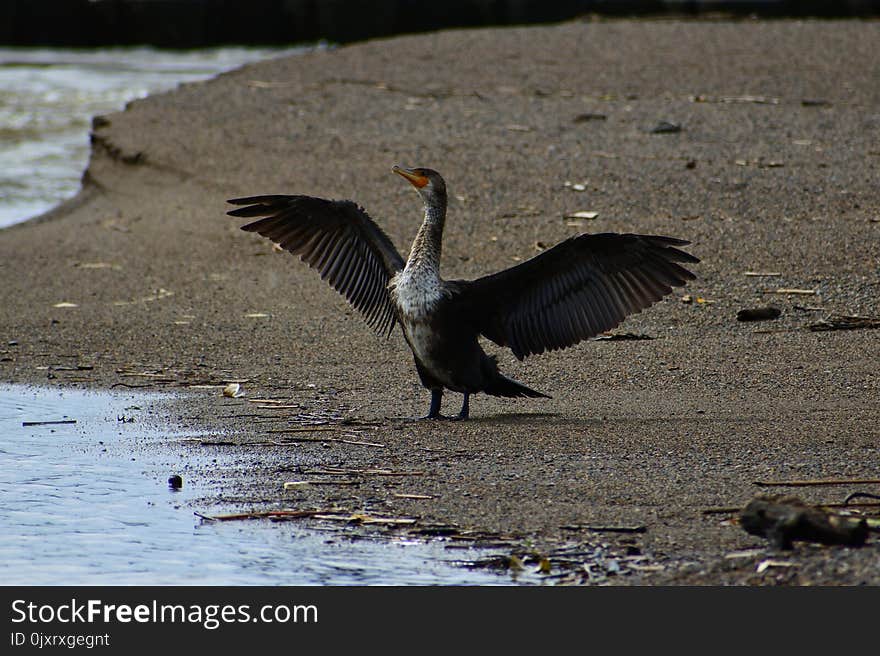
top-left (808, 314), bottom-right (880, 332)
top-left (740, 496), bottom-right (868, 550)
top-left (194, 509), bottom-right (331, 522)
top-left (704, 500), bottom-right (880, 515)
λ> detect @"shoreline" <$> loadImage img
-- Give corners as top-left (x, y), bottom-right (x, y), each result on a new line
top-left (2, 18), bottom-right (878, 584)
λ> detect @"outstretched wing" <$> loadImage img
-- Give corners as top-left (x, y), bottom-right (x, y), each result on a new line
top-left (458, 233), bottom-right (699, 359)
top-left (228, 195), bottom-right (405, 336)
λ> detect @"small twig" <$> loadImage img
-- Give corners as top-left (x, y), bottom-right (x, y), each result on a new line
top-left (393, 493), bottom-right (435, 500)
top-left (284, 480), bottom-right (359, 488)
top-left (760, 288), bottom-right (817, 295)
top-left (303, 467), bottom-right (423, 477)
top-left (119, 372), bottom-right (177, 380)
top-left (702, 506), bottom-right (746, 515)
top-left (265, 436), bottom-right (385, 448)
top-left (844, 492), bottom-right (880, 504)
top-left (755, 478), bottom-right (880, 487)
top-left (592, 332), bottom-right (653, 342)
top-left (561, 524), bottom-right (647, 533)
top-left (194, 509), bottom-right (333, 522)
top-left (340, 419), bottom-right (386, 427)
top-left (193, 437), bottom-right (381, 448)
top-left (752, 328), bottom-right (800, 334)
top-left (266, 427), bottom-right (348, 434)
top-left (312, 513), bottom-right (417, 526)
top-left (22, 419), bottom-right (77, 427)
top-left (306, 437), bottom-right (384, 448)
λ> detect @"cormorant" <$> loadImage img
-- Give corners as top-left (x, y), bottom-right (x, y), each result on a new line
top-left (228, 166), bottom-right (698, 420)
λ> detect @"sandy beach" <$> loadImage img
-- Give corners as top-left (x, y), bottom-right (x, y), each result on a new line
top-left (2, 18), bottom-right (878, 584)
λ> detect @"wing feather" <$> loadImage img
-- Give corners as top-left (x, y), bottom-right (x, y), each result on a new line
top-left (228, 195), bottom-right (405, 336)
top-left (458, 233), bottom-right (698, 359)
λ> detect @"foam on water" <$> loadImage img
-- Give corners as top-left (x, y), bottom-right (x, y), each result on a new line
top-left (0, 46), bottom-right (312, 229)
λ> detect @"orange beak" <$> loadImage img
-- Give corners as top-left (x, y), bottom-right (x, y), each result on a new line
top-left (392, 165), bottom-right (428, 188)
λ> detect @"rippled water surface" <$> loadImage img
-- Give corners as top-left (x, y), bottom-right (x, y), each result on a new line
top-left (0, 385), bottom-right (511, 585)
top-left (0, 46), bottom-right (310, 228)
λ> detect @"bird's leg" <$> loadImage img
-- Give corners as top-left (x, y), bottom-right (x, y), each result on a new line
top-left (425, 388), bottom-right (444, 419)
top-left (454, 393), bottom-right (470, 421)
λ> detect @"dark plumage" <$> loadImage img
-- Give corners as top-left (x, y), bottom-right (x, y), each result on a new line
top-left (228, 166), bottom-right (699, 420)
top-left (230, 195), bottom-right (402, 335)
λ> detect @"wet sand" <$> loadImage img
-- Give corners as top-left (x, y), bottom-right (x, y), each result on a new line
top-left (2, 19), bottom-right (879, 584)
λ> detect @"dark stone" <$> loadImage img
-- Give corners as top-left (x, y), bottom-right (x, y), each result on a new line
top-left (650, 121), bottom-right (682, 134)
top-left (736, 307), bottom-right (782, 322)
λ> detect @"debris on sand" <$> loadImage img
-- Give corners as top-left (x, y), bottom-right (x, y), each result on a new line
top-left (801, 99), bottom-right (832, 107)
top-left (808, 314), bottom-right (880, 332)
top-left (761, 288), bottom-right (817, 296)
top-left (194, 509), bottom-right (332, 522)
top-left (692, 94), bottom-right (779, 105)
top-left (563, 210), bottom-right (599, 220)
top-left (312, 513), bottom-right (417, 526)
top-left (737, 307), bottom-right (781, 322)
top-left (561, 524), bottom-right (646, 533)
top-left (649, 121), bottom-right (681, 134)
top-left (222, 382), bottom-right (243, 398)
top-left (740, 495), bottom-right (868, 550)
top-left (592, 332), bottom-right (653, 342)
top-left (22, 419), bottom-right (77, 427)
top-left (573, 112), bottom-right (607, 123)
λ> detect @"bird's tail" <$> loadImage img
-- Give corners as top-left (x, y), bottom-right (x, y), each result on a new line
top-left (484, 373), bottom-right (550, 399)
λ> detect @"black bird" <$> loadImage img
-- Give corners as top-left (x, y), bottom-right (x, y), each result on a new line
top-left (227, 166), bottom-right (699, 420)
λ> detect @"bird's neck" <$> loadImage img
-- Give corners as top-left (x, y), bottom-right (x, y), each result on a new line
top-left (405, 199), bottom-right (446, 276)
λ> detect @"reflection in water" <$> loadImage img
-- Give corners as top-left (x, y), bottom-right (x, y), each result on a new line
top-left (0, 385), bottom-right (511, 585)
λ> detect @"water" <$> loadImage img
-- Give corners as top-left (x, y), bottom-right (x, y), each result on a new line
top-left (0, 46), bottom-right (314, 229)
top-left (0, 385), bottom-right (514, 585)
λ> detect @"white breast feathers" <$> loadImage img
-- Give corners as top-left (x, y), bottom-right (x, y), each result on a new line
top-left (391, 268), bottom-right (445, 320)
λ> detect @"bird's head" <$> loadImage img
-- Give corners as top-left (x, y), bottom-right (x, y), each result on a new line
top-left (392, 165), bottom-right (447, 205)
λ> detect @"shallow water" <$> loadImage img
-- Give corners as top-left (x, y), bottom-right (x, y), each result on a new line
top-left (0, 385), bottom-right (514, 585)
top-left (0, 46), bottom-right (311, 229)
